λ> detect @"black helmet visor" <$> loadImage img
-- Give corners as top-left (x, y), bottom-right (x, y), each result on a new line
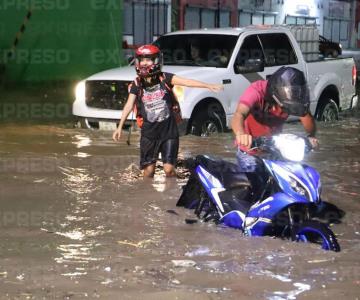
top-left (275, 84), bottom-right (310, 116)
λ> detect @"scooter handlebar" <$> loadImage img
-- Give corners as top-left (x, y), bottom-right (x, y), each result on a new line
top-left (251, 136), bottom-right (272, 149)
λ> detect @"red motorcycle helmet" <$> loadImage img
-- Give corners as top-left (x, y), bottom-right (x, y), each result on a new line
top-left (135, 44), bottom-right (162, 77)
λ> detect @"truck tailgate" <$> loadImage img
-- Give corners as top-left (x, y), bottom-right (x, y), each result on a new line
top-left (306, 57), bottom-right (356, 111)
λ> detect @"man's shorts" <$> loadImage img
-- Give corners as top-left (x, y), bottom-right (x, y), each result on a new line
top-left (140, 136), bottom-right (179, 169)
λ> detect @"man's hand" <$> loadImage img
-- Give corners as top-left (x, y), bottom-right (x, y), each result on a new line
top-left (308, 137), bottom-right (319, 149)
top-left (236, 133), bottom-right (253, 149)
top-left (112, 128), bottom-right (122, 142)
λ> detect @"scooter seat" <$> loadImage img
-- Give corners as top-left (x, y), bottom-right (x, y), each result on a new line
top-left (195, 155), bottom-right (250, 189)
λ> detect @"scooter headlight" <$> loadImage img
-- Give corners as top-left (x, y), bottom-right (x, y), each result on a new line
top-left (273, 134), bottom-right (305, 161)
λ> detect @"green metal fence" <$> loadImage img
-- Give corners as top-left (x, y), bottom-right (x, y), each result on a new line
top-left (0, 0), bottom-right (123, 83)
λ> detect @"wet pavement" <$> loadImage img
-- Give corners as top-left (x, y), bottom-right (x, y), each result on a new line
top-left (0, 108), bottom-right (360, 299)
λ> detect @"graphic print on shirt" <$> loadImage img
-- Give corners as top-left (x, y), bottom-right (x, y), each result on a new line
top-left (142, 84), bottom-right (170, 123)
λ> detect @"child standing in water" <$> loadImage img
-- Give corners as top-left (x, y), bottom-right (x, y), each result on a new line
top-left (112, 45), bottom-right (223, 178)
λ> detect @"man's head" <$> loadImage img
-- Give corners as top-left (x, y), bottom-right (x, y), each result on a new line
top-left (266, 67), bottom-right (310, 116)
top-left (190, 43), bottom-right (200, 60)
top-left (135, 44), bottom-right (162, 77)
top-left (189, 39), bottom-right (202, 60)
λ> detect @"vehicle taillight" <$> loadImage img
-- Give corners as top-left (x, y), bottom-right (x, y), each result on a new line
top-left (352, 65), bottom-right (357, 86)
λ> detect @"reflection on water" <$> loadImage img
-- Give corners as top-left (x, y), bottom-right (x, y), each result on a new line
top-left (59, 166), bottom-right (99, 195)
top-left (271, 282), bottom-right (311, 300)
top-left (0, 117), bottom-right (360, 298)
top-left (72, 134), bottom-right (92, 149)
top-left (56, 242), bottom-right (102, 264)
top-left (53, 164), bottom-right (105, 277)
top-left (74, 152), bottom-right (91, 158)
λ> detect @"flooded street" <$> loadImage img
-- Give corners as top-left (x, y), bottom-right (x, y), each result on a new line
top-left (0, 111), bottom-right (360, 299)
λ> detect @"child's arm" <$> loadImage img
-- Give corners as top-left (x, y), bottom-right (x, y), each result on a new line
top-left (171, 75), bottom-right (223, 93)
top-left (112, 93), bottom-right (137, 142)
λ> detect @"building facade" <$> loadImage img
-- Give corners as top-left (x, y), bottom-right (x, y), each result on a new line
top-left (122, 0), bottom-right (172, 47)
top-left (123, 0), bottom-right (359, 49)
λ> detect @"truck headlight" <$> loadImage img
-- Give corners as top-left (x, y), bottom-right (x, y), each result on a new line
top-left (173, 85), bottom-right (184, 102)
top-left (75, 81), bottom-right (85, 101)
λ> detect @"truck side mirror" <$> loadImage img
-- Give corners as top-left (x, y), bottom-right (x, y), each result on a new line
top-left (235, 58), bottom-right (264, 74)
top-left (126, 55), bottom-right (134, 65)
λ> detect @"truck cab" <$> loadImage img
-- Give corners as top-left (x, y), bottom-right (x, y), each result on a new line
top-left (72, 26), bottom-right (358, 135)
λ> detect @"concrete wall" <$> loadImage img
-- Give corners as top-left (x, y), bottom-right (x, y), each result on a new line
top-left (0, 0), bottom-right (123, 82)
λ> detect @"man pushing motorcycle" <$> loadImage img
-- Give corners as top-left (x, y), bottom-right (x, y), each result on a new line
top-left (231, 66), bottom-right (319, 150)
top-left (177, 67), bottom-right (341, 252)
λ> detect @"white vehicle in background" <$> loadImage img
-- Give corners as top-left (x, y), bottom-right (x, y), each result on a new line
top-left (73, 25), bottom-right (358, 135)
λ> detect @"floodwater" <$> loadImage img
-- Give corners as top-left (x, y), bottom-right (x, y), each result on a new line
top-left (0, 111), bottom-right (359, 299)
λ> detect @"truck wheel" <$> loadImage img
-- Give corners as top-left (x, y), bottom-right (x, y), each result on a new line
top-left (331, 50), bottom-right (339, 58)
top-left (76, 117), bottom-right (98, 129)
top-left (324, 50), bottom-right (338, 58)
top-left (316, 99), bottom-right (339, 122)
top-left (190, 105), bottom-right (224, 136)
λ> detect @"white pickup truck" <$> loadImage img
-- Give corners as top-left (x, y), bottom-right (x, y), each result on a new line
top-left (72, 25), bottom-right (358, 135)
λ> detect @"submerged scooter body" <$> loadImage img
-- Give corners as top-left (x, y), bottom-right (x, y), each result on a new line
top-left (177, 134), bottom-right (340, 251)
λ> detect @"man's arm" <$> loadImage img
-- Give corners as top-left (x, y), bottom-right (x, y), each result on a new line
top-left (299, 112), bottom-right (316, 136)
top-left (231, 103), bottom-right (252, 149)
top-left (300, 112), bottom-right (319, 148)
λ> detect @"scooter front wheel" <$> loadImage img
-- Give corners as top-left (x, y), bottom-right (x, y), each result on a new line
top-left (295, 221), bottom-right (340, 252)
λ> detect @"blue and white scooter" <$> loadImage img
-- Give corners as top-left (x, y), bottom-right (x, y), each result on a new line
top-left (177, 134), bottom-right (340, 251)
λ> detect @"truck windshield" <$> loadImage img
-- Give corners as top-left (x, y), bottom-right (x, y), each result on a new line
top-left (154, 34), bottom-right (238, 68)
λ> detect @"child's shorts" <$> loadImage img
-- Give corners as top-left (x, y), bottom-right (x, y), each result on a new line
top-left (140, 136), bottom-right (179, 169)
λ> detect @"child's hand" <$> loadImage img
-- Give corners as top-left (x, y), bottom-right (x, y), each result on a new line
top-left (208, 84), bottom-right (224, 93)
top-left (112, 128), bottom-right (122, 142)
